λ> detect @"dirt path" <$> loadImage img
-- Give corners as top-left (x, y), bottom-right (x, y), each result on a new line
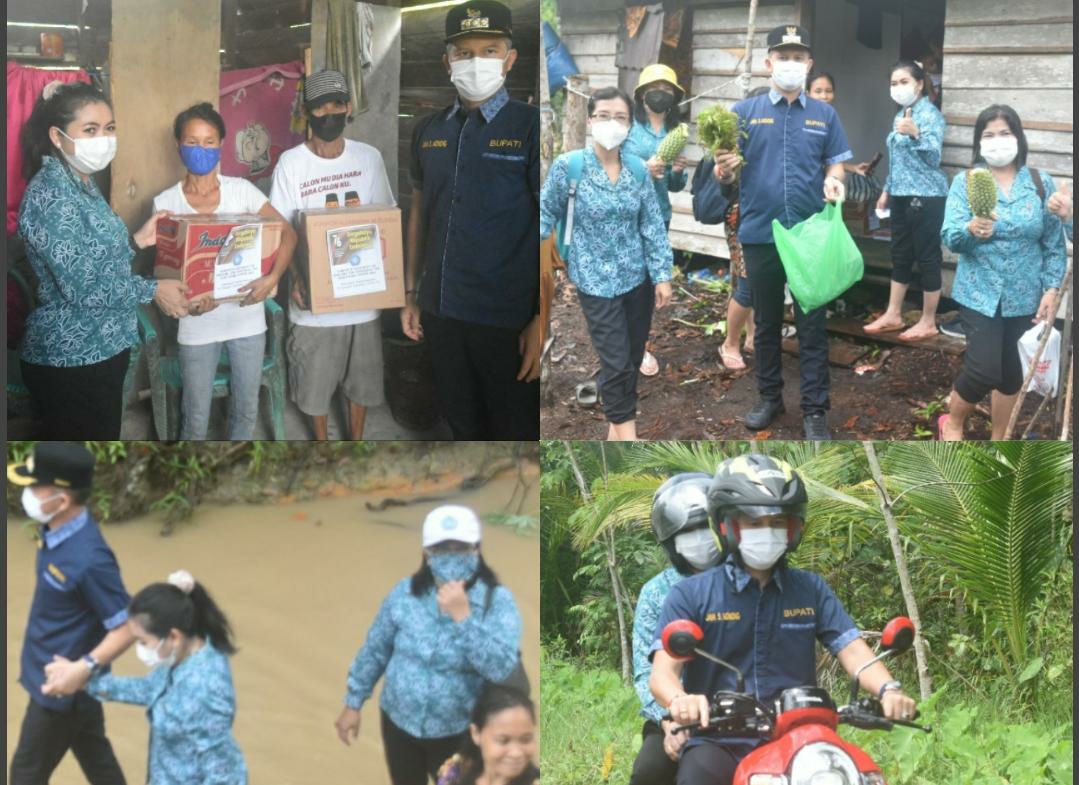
top-left (7, 471), bottom-right (539, 785)
top-left (542, 279), bottom-right (1057, 440)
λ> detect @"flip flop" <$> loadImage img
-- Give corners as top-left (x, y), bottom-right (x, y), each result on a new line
top-left (719, 346), bottom-right (747, 371)
top-left (575, 381), bottom-right (598, 407)
top-left (863, 318), bottom-right (906, 334)
top-left (640, 350), bottom-right (660, 377)
top-left (898, 326), bottom-right (940, 342)
top-left (937, 413), bottom-right (949, 441)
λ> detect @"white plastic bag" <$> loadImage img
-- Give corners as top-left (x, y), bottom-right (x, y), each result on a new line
top-left (1017, 323), bottom-right (1061, 397)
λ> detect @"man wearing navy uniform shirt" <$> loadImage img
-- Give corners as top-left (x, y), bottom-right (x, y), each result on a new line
top-left (8, 443), bottom-right (136, 785)
top-left (649, 455), bottom-right (917, 785)
top-left (714, 26), bottom-right (851, 440)
top-left (401, 0), bottom-right (540, 440)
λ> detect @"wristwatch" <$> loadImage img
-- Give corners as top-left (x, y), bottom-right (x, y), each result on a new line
top-left (878, 679), bottom-right (902, 699)
top-left (82, 654), bottom-right (100, 675)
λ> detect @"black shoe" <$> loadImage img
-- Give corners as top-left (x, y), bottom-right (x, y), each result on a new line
top-left (803, 413), bottom-right (831, 440)
top-left (745, 398), bottom-right (785, 430)
top-left (939, 316), bottom-right (966, 340)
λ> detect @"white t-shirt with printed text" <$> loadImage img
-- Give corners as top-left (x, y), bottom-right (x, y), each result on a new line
top-left (153, 175), bottom-right (270, 346)
top-left (269, 139), bottom-right (396, 328)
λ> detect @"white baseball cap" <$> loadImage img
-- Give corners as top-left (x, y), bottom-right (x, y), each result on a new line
top-left (422, 505), bottom-right (482, 547)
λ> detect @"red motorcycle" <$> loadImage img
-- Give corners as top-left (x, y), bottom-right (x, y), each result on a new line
top-left (660, 616), bottom-right (931, 785)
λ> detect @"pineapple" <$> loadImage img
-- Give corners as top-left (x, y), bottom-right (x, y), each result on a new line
top-left (967, 169), bottom-right (998, 219)
top-left (656, 123), bottom-right (688, 163)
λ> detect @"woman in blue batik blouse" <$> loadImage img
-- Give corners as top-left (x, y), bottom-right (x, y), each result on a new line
top-left (17, 81), bottom-right (191, 438)
top-left (540, 87), bottom-right (674, 441)
top-left (335, 506), bottom-right (522, 785)
top-left (938, 105), bottom-right (1066, 440)
top-left (55, 570), bottom-right (247, 785)
top-left (866, 60), bottom-right (949, 341)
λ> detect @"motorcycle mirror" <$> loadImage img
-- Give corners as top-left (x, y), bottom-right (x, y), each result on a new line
top-left (661, 620), bottom-right (704, 659)
top-left (881, 617), bottom-right (915, 653)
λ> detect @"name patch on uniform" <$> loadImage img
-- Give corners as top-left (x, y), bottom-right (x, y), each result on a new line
top-left (749, 117), bottom-right (775, 126)
top-left (804, 119), bottom-right (827, 129)
top-left (47, 563), bottom-right (67, 583)
top-left (783, 607), bottom-right (815, 618)
top-left (422, 139), bottom-right (449, 149)
top-left (489, 138), bottom-right (523, 150)
top-left (705, 611), bottom-right (742, 622)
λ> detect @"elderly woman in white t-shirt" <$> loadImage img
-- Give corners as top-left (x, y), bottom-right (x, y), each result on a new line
top-left (153, 103), bottom-right (297, 439)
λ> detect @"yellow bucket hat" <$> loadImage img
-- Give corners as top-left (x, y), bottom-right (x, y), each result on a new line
top-left (635, 64), bottom-right (685, 101)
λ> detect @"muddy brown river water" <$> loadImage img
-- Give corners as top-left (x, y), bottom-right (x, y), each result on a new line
top-left (7, 473), bottom-right (539, 784)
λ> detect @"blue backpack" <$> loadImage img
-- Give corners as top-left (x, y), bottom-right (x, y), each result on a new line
top-left (690, 152), bottom-right (731, 225)
top-left (555, 149), bottom-right (649, 261)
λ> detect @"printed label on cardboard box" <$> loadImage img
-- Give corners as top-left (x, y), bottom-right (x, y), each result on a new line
top-left (213, 224), bottom-right (264, 299)
top-left (327, 224), bottom-right (386, 298)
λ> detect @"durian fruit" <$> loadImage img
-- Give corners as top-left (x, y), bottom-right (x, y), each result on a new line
top-left (657, 123), bottom-right (688, 163)
top-left (967, 169), bottom-right (998, 219)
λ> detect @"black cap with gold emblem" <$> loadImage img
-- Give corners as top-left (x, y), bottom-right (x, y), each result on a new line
top-left (7, 443), bottom-right (95, 489)
top-left (445, 1), bottom-right (513, 42)
top-left (766, 24), bottom-right (811, 52)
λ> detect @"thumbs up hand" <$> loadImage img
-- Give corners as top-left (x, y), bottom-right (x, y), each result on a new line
top-left (895, 107), bottom-right (919, 138)
top-left (1047, 180), bottom-right (1072, 222)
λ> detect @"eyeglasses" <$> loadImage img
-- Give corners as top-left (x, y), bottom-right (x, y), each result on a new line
top-left (591, 113), bottom-right (631, 124)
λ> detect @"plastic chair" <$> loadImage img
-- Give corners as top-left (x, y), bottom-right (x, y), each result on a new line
top-left (136, 299), bottom-right (287, 440)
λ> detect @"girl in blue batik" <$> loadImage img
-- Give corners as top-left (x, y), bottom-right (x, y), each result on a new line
top-left (867, 60), bottom-right (949, 342)
top-left (61, 570), bottom-right (247, 785)
top-left (938, 104), bottom-right (1066, 441)
top-left (540, 87), bottom-right (674, 441)
top-left (336, 505), bottom-right (522, 785)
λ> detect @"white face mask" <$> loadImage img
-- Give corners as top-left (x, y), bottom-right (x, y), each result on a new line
top-left (890, 84), bottom-right (919, 108)
top-left (135, 638), bottom-right (175, 669)
top-left (449, 55), bottom-right (508, 103)
top-left (980, 136), bottom-right (1018, 168)
top-left (673, 528), bottom-right (721, 570)
top-left (591, 119), bottom-right (630, 151)
top-left (22, 487), bottom-right (64, 523)
top-left (738, 527), bottom-right (788, 570)
top-left (56, 129), bottom-right (117, 174)
top-left (770, 60), bottom-right (808, 92)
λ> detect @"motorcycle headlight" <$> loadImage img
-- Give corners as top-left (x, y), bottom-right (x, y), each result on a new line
top-left (789, 743), bottom-right (862, 785)
top-left (861, 775), bottom-right (886, 785)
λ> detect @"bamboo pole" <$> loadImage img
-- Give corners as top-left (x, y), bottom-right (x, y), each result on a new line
top-left (1004, 258), bottom-right (1072, 439)
top-left (562, 75), bottom-right (589, 153)
top-left (741, 0), bottom-right (760, 98)
top-left (1052, 260), bottom-right (1072, 432)
top-left (1060, 356), bottom-right (1073, 440)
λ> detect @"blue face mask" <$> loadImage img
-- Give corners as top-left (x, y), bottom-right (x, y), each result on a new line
top-left (179, 144), bottom-right (220, 175)
top-left (427, 551), bottom-right (480, 584)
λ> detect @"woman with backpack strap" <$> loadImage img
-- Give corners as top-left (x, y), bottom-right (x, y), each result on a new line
top-left (540, 86), bottom-right (673, 441)
top-left (938, 104), bottom-right (1066, 440)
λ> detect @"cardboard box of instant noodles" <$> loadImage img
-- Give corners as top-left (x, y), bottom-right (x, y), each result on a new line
top-left (297, 205), bottom-right (405, 314)
top-left (154, 214), bottom-right (284, 301)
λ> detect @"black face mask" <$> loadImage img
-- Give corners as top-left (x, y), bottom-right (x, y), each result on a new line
top-left (309, 111), bottom-right (347, 142)
top-left (644, 89), bottom-right (676, 114)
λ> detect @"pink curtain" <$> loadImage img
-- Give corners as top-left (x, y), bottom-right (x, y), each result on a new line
top-left (7, 62), bottom-right (91, 234)
top-left (219, 61), bottom-right (305, 192)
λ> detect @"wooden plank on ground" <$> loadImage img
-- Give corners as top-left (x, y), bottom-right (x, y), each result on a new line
top-left (821, 317), bottom-right (967, 356)
top-left (782, 337), bottom-right (869, 367)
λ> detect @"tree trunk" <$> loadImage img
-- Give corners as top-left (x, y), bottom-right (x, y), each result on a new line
top-left (562, 75), bottom-right (589, 153)
top-left (861, 443), bottom-right (933, 699)
top-left (540, 31), bottom-right (553, 182)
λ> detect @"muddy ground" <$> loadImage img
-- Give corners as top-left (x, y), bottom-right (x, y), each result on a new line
top-left (542, 275), bottom-right (1059, 441)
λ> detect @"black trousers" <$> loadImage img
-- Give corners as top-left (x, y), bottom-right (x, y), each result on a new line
top-left (742, 243), bottom-right (829, 414)
top-left (380, 710), bottom-right (466, 785)
top-left (9, 694), bottom-right (126, 785)
top-left (629, 720), bottom-right (678, 785)
top-left (676, 742), bottom-right (742, 785)
top-left (20, 349), bottom-right (130, 439)
top-left (889, 196), bottom-right (945, 291)
top-left (954, 305), bottom-right (1033, 403)
top-left (421, 311), bottom-right (539, 439)
top-left (578, 280), bottom-right (656, 424)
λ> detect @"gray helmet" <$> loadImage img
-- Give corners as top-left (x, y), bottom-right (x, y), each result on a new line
top-left (652, 473), bottom-right (714, 574)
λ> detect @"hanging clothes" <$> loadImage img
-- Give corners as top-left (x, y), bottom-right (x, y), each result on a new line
top-left (326, 0), bottom-right (367, 115)
top-left (218, 60), bottom-right (306, 193)
top-left (6, 63), bottom-right (91, 235)
top-left (358, 2), bottom-right (375, 71)
top-left (616, 4), bottom-right (664, 96)
top-left (662, 8), bottom-right (684, 49)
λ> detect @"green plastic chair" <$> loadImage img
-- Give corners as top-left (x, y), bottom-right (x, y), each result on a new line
top-left (136, 299), bottom-right (287, 440)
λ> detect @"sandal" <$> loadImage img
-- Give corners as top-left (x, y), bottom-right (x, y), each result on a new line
top-left (640, 350), bottom-right (660, 377)
top-left (898, 325), bottom-right (939, 342)
top-left (575, 381), bottom-right (598, 407)
top-left (719, 346), bottom-right (747, 371)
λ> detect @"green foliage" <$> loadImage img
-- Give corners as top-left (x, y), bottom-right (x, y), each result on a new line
top-left (696, 103), bottom-right (747, 159)
top-left (484, 513), bottom-right (539, 535)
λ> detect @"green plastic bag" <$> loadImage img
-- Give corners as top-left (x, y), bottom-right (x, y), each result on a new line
top-left (772, 202), bottom-right (864, 312)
